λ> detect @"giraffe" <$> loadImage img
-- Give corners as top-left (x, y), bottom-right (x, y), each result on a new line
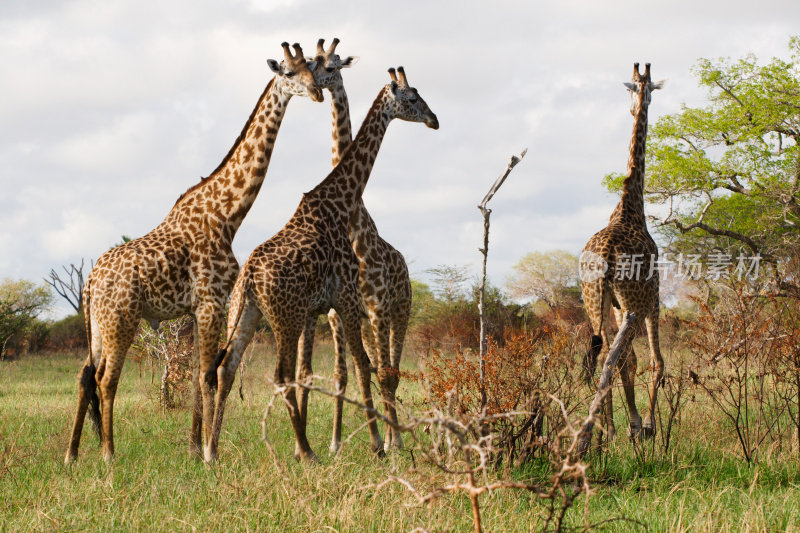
top-left (295, 39), bottom-right (411, 454)
top-left (208, 66), bottom-right (438, 462)
top-left (580, 63), bottom-right (665, 440)
top-left (64, 42), bottom-right (323, 464)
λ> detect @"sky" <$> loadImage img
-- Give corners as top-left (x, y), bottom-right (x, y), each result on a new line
top-left (1, 0), bottom-right (799, 318)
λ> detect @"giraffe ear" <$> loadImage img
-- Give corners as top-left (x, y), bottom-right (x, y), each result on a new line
top-left (340, 56), bottom-right (359, 68)
top-left (267, 59), bottom-right (283, 75)
top-left (623, 82), bottom-right (638, 93)
top-left (651, 79), bottom-right (667, 90)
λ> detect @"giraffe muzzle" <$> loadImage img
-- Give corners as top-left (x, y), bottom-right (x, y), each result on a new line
top-left (309, 86), bottom-right (324, 102)
top-left (425, 114), bottom-right (439, 130)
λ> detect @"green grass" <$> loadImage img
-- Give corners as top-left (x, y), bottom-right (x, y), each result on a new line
top-left (1, 347), bottom-right (800, 532)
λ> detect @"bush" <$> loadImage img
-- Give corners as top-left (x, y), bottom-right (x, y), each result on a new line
top-left (45, 313), bottom-right (86, 352)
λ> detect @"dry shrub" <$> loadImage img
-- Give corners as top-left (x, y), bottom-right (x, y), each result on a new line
top-left (132, 317), bottom-right (194, 409)
top-left (686, 280), bottom-right (800, 462)
top-left (412, 321), bottom-right (587, 466)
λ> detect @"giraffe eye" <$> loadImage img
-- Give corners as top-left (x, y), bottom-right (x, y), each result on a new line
top-left (409, 97), bottom-right (418, 104)
top-left (285, 71), bottom-right (295, 78)
top-left (326, 67), bottom-right (334, 73)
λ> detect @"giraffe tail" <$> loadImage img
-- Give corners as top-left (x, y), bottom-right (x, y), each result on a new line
top-left (582, 278), bottom-right (613, 385)
top-left (204, 348), bottom-right (227, 389)
top-left (81, 280), bottom-right (102, 441)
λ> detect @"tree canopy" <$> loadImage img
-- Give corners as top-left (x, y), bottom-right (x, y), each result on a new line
top-left (0, 278), bottom-right (52, 356)
top-left (605, 35), bottom-right (800, 284)
top-left (505, 250), bottom-right (579, 309)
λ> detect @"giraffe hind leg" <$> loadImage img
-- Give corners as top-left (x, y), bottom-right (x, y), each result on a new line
top-left (328, 309), bottom-right (347, 455)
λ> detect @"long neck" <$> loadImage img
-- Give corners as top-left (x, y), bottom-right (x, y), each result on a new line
top-left (328, 82), bottom-right (377, 245)
top-left (329, 83), bottom-right (353, 166)
top-left (610, 91), bottom-right (649, 226)
top-left (311, 89), bottom-right (392, 210)
top-left (169, 78), bottom-right (292, 241)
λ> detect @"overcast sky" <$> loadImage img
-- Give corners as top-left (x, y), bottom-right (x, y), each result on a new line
top-left (2, 0), bottom-right (799, 318)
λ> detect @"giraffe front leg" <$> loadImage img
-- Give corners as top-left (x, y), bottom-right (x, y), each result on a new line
top-left (335, 295), bottom-right (383, 455)
top-left (190, 320), bottom-right (203, 459)
top-left (642, 310), bottom-right (664, 439)
top-left (209, 291), bottom-right (262, 462)
top-left (295, 314), bottom-right (317, 459)
top-left (371, 312), bottom-right (401, 452)
top-left (328, 309), bottom-right (347, 455)
top-left (274, 324), bottom-right (317, 463)
top-left (194, 303), bottom-right (225, 464)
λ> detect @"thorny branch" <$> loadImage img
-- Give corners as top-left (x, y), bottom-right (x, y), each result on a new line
top-left (259, 368), bottom-right (604, 533)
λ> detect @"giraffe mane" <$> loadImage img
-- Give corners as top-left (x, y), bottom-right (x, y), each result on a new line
top-left (172, 77), bottom-right (275, 208)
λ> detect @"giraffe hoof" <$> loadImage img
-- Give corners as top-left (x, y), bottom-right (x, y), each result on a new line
top-left (641, 424), bottom-right (656, 439)
top-left (294, 449), bottom-right (319, 464)
top-left (64, 452), bottom-right (77, 465)
top-left (626, 424), bottom-right (641, 439)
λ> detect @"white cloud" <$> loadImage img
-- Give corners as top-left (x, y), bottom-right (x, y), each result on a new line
top-left (2, 0), bottom-right (799, 317)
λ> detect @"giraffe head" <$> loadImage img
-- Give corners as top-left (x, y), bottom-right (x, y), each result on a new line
top-left (623, 63), bottom-right (665, 115)
top-left (267, 42), bottom-right (324, 102)
top-left (309, 38), bottom-right (359, 91)
top-left (385, 67), bottom-right (439, 129)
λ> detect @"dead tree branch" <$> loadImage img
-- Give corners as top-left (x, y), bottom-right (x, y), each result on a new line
top-left (477, 149), bottom-right (527, 411)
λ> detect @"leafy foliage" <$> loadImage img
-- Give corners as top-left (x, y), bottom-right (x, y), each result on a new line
top-left (505, 250), bottom-right (580, 309)
top-left (0, 278), bottom-right (52, 358)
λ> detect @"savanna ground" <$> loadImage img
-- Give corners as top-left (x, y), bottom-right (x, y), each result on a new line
top-left (2, 335), bottom-right (800, 533)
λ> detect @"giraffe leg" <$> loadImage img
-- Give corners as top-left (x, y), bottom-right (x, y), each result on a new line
top-left (360, 315), bottom-right (378, 372)
top-left (372, 313), bottom-right (400, 452)
top-left (96, 322), bottom-right (138, 462)
top-left (614, 309), bottom-right (642, 438)
top-left (295, 314), bottom-right (317, 459)
top-left (600, 329), bottom-right (616, 441)
top-left (190, 320), bottom-right (203, 459)
top-left (642, 309), bottom-right (664, 438)
top-left (195, 303), bottom-right (225, 464)
top-left (208, 289), bottom-right (262, 462)
top-left (328, 309), bottom-right (347, 454)
top-left (65, 314), bottom-right (102, 464)
top-left (334, 294), bottom-right (383, 455)
top-left (386, 306), bottom-right (409, 450)
top-left (273, 323), bottom-right (317, 463)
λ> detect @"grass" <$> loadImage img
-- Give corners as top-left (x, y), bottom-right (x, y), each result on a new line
top-left (1, 344), bottom-right (800, 532)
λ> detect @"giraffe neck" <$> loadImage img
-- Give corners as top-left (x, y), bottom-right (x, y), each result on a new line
top-left (311, 89), bottom-right (393, 214)
top-left (327, 80), bottom-right (378, 251)
top-left (329, 82), bottom-right (353, 166)
top-left (610, 91), bottom-right (650, 227)
top-left (168, 77), bottom-right (292, 242)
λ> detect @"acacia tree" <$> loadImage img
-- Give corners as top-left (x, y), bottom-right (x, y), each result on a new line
top-left (505, 250), bottom-right (579, 310)
top-left (605, 35), bottom-right (800, 290)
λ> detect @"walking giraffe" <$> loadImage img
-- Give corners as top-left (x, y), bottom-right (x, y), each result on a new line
top-left (208, 66), bottom-right (438, 462)
top-left (581, 63), bottom-right (665, 439)
top-left (64, 42), bottom-right (323, 463)
top-left (295, 39), bottom-right (411, 453)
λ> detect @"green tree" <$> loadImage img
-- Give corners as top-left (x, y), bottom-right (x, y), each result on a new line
top-left (605, 35), bottom-right (800, 287)
top-left (426, 264), bottom-right (470, 304)
top-left (505, 250), bottom-right (579, 309)
top-left (0, 278), bottom-right (52, 357)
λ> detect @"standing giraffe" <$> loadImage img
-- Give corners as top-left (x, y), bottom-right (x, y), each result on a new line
top-left (209, 67), bottom-right (438, 462)
top-left (295, 39), bottom-right (411, 453)
top-left (64, 42), bottom-right (323, 464)
top-left (581, 63), bottom-right (665, 439)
